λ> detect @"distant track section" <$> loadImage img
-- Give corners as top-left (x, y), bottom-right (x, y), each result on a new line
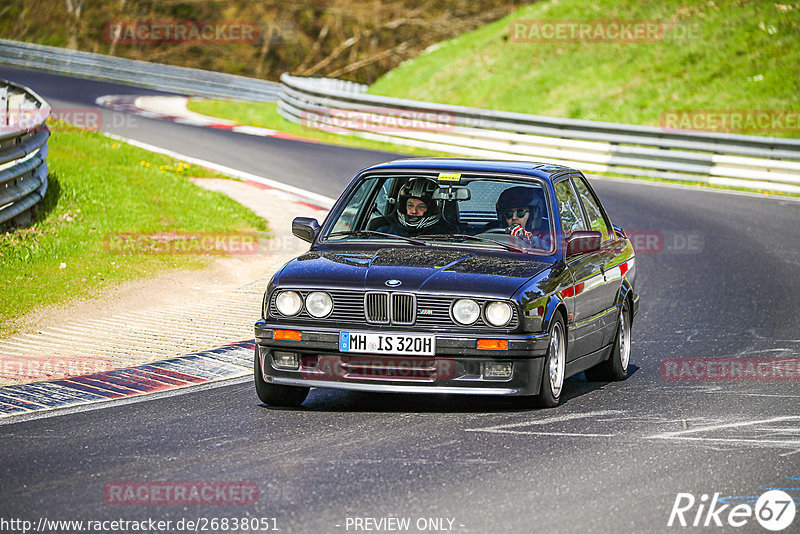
top-left (0, 38), bottom-right (280, 102)
top-left (0, 79), bottom-right (50, 227)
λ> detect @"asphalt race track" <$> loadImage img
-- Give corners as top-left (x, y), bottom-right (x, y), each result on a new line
top-left (1, 67), bottom-right (799, 533)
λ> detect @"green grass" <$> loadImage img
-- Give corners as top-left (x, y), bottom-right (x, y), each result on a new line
top-left (185, 99), bottom-right (453, 156)
top-left (0, 120), bottom-right (267, 337)
top-left (368, 0), bottom-right (799, 137)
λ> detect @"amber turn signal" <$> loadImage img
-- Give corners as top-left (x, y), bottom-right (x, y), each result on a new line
top-left (273, 329), bottom-right (302, 341)
top-left (477, 339), bottom-right (508, 350)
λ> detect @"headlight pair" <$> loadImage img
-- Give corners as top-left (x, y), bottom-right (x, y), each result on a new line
top-left (451, 299), bottom-right (513, 327)
top-left (274, 290), bottom-right (333, 318)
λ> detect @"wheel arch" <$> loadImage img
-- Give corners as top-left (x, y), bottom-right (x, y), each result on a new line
top-left (616, 277), bottom-right (636, 324)
top-left (542, 294), bottom-right (569, 335)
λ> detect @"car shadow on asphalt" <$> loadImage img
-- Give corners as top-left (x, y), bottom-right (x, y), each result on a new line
top-left (262, 364), bottom-right (640, 413)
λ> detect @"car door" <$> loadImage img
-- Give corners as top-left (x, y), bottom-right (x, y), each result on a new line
top-left (553, 177), bottom-right (606, 360)
top-left (571, 174), bottom-right (625, 347)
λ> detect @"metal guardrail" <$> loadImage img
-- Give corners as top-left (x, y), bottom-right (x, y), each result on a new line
top-left (278, 74), bottom-right (800, 194)
top-left (0, 79), bottom-right (50, 227)
top-left (0, 39), bottom-right (281, 102)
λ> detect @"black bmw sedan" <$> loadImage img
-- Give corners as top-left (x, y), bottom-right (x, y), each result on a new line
top-left (255, 159), bottom-right (638, 408)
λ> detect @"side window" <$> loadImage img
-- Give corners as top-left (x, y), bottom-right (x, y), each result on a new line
top-left (554, 179), bottom-right (586, 236)
top-left (329, 178), bottom-right (379, 234)
top-left (572, 175), bottom-right (610, 241)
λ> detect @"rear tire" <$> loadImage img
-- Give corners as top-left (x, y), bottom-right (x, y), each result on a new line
top-left (254, 347), bottom-right (309, 407)
top-left (585, 300), bottom-right (631, 382)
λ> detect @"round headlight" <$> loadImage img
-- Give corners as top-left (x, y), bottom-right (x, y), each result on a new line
top-left (485, 301), bottom-right (513, 327)
top-left (306, 291), bottom-right (333, 318)
top-left (452, 299), bottom-right (480, 325)
top-left (275, 290), bottom-right (303, 316)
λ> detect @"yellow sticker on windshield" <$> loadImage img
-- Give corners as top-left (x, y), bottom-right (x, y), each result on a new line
top-left (437, 172), bottom-right (462, 182)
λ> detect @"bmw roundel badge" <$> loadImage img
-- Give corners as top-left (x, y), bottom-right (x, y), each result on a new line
top-left (385, 279), bottom-right (402, 287)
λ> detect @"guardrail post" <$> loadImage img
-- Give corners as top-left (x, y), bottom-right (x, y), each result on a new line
top-left (0, 87), bottom-right (7, 127)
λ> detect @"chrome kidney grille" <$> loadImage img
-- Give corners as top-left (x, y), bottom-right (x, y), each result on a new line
top-left (364, 292), bottom-right (389, 324)
top-left (364, 292), bottom-right (415, 325)
top-left (269, 290), bottom-right (517, 331)
top-left (391, 293), bottom-right (415, 325)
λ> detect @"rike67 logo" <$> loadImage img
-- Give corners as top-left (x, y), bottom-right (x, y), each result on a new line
top-left (668, 490), bottom-right (796, 531)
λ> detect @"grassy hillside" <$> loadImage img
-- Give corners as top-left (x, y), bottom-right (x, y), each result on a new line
top-left (368, 0), bottom-right (799, 136)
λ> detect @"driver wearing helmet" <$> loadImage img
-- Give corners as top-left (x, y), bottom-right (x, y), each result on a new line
top-left (377, 177), bottom-right (456, 237)
top-left (486, 186), bottom-right (550, 249)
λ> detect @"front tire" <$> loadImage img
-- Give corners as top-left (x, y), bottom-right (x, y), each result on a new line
top-left (532, 314), bottom-right (566, 408)
top-left (254, 348), bottom-right (309, 407)
top-left (585, 300), bottom-right (631, 382)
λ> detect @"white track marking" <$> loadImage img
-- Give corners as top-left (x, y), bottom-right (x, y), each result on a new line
top-left (103, 133), bottom-right (336, 208)
top-left (649, 416), bottom-right (800, 447)
top-left (475, 430), bottom-right (615, 437)
top-left (465, 409), bottom-right (624, 434)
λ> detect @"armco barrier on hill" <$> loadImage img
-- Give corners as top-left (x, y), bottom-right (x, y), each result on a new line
top-left (278, 74), bottom-right (800, 194)
top-left (0, 79), bottom-right (50, 227)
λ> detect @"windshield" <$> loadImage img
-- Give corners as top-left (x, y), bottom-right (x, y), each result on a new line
top-left (322, 173), bottom-right (556, 254)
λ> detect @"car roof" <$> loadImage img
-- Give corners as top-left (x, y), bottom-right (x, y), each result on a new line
top-left (359, 158), bottom-right (578, 183)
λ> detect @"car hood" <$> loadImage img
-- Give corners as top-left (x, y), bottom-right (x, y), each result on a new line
top-left (275, 247), bottom-right (552, 298)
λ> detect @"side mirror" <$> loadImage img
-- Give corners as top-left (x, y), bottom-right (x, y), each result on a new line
top-left (566, 230), bottom-right (601, 256)
top-left (292, 217), bottom-right (320, 243)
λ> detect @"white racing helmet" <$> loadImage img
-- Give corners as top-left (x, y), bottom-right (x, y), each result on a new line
top-left (396, 177), bottom-right (442, 231)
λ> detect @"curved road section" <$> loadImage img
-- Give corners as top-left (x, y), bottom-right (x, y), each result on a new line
top-left (1, 67), bottom-right (799, 533)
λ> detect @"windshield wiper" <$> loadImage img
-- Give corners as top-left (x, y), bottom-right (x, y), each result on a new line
top-left (421, 234), bottom-right (525, 252)
top-left (325, 230), bottom-right (429, 246)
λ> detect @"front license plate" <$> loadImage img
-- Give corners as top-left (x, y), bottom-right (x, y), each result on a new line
top-left (339, 331), bottom-right (435, 356)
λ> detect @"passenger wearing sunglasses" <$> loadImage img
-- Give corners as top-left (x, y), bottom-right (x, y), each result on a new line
top-left (485, 186), bottom-right (549, 249)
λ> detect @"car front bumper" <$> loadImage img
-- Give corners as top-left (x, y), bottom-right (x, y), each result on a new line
top-left (254, 321), bottom-right (550, 396)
